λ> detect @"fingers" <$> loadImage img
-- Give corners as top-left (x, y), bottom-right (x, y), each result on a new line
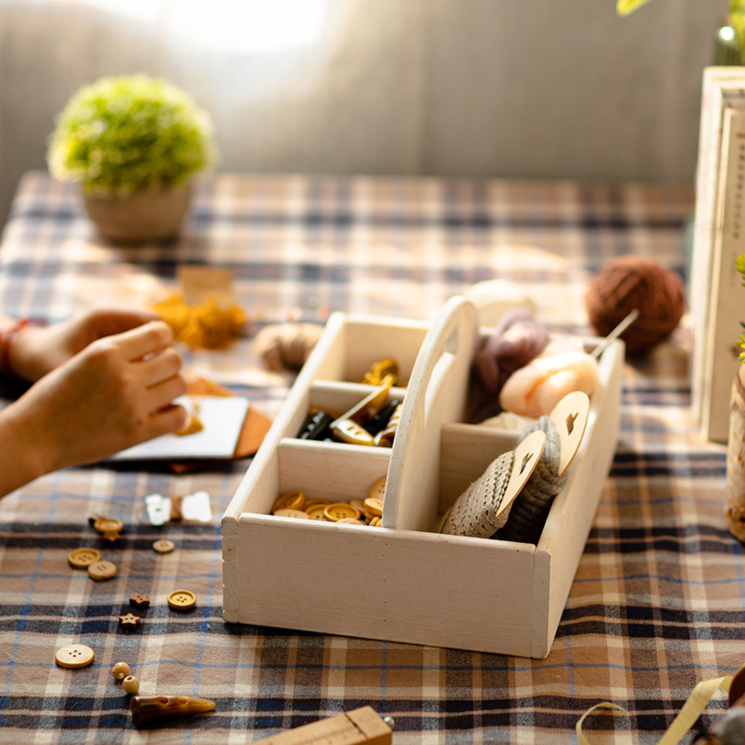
top-left (147, 403), bottom-right (189, 439)
top-left (112, 321), bottom-right (174, 361)
top-left (142, 373), bottom-right (188, 414)
top-left (138, 346), bottom-right (184, 388)
top-left (92, 308), bottom-right (161, 339)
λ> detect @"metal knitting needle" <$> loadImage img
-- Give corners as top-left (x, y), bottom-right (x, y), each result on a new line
top-left (590, 308), bottom-right (639, 360)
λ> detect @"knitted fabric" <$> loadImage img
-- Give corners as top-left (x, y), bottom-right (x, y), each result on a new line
top-left (497, 416), bottom-right (566, 544)
top-left (440, 450), bottom-right (515, 538)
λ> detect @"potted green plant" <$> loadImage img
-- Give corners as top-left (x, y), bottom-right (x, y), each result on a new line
top-left (47, 74), bottom-right (216, 244)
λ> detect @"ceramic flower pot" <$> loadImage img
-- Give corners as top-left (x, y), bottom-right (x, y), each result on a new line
top-left (83, 184), bottom-right (192, 244)
top-left (726, 364), bottom-right (745, 541)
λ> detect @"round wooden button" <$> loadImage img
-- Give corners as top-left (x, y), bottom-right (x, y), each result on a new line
top-left (168, 589), bottom-right (197, 610)
top-left (93, 517), bottom-right (124, 534)
top-left (303, 498), bottom-right (330, 510)
top-left (363, 497), bottom-right (384, 517)
top-left (152, 539), bottom-right (175, 554)
top-left (87, 560), bottom-right (117, 581)
top-left (68, 548), bottom-right (102, 569)
top-left (368, 476), bottom-right (386, 501)
top-left (272, 491), bottom-right (305, 514)
top-left (370, 516), bottom-right (382, 527)
top-left (55, 644), bottom-right (95, 669)
top-left (350, 499), bottom-right (367, 514)
top-left (323, 503), bottom-right (362, 522)
top-left (274, 508), bottom-right (310, 519)
top-left (305, 504), bottom-right (330, 520)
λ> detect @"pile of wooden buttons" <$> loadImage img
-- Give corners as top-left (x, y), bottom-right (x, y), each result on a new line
top-left (297, 358), bottom-right (404, 448)
top-left (272, 476), bottom-right (386, 527)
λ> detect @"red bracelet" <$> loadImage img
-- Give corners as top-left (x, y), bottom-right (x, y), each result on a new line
top-left (0, 319), bottom-right (29, 376)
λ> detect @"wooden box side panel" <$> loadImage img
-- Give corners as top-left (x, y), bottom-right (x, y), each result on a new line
top-left (278, 439), bottom-right (391, 502)
top-left (341, 320), bottom-right (429, 383)
top-left (236, 516), bottom-right (536, 656)
top-left (537, 340), bottom-right (624, 652)
top-left (439, 424), bottom-right (520, 515)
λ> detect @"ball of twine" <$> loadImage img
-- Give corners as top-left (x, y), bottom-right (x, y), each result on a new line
top-left (585, 255), bottom-right (685, 356)
top-left (254, 323), bottom-right (323, 372)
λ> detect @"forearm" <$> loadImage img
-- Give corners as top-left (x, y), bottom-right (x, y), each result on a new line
top-left (0, 401), bottom-right (51, 498)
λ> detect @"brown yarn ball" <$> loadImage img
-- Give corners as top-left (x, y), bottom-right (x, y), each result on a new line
top-left (585, 255), bottom-right (685, 356)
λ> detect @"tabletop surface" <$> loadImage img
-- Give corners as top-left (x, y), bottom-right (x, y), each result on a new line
top-left (0, 171), bottom-right (738, 745)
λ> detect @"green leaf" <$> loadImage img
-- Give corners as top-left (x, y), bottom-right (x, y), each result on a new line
top-left (616, 0), bottom-right (654, 16)
top-left (732, 0), bottom-right (745, 59)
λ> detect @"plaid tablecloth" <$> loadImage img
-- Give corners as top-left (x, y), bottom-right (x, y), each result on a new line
top-left (0, 171), bottom-right (737, 745)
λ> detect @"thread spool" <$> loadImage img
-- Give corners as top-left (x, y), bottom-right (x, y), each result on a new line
top-left (585, 255), bottom-right (685, 356)
top-left (497, 416), bottom-right (566, 544)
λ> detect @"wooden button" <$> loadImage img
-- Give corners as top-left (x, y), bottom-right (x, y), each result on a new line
top-left (272, 491), bottom-right (305, 513)
top-left (368, 476), bottom-right (386, 501)
top-left (303, 498), bottom-right (330, 510)
top-left (369, 516), bottom-right (382, 527)
top-left (112, 661), bottom-right (130, 680)
top-left (305, 505), bottom-right (330, 520)
top-left (323, 503), bottom-right (362, 522)
top-left (350, 499), bottom-right (367, 514)
top-left (68, 548), bottom-right (102, 569)
top-left (119, 613), bottom-right (141, 629)
top-left (130, 593), bottom-right (150, 609)
top-left (88, 560), bottom-right (117, 581)
top-left (152, 539), bottom-right (175, 554)
top-left (274, 508), bottom-right (310, 519)
top-left (168, 589), bottom-right (197, 610)
top-left (330, 419), bottom-right (375, 446)
top-left (363, 497), bottom-right (384, 517)
top-left (55, 644), bottom-right (94, 669)
top-left (93, 517), bottom-right (124, 534)
top-left (337, 517), bottom-right (365, 525)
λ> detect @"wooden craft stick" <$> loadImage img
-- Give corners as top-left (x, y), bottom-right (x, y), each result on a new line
top-left (590, 308), bottom-right (639, 360)
top-left (548, 391), bottom-right (590, 477)
top-left (494, 430), bottom-right (546, 520)
top-left (252, 706), bottom-right (392, 745)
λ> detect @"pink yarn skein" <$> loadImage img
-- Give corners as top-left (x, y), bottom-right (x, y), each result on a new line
top-left (472, 309), bottom-right (550, 397)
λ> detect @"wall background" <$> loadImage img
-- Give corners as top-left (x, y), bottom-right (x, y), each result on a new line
top-left (0, 0), bottom-right (726, 226)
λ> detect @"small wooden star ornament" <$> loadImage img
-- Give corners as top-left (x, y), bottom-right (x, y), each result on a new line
top-left (130, 593), bottom-right (150, 609)
top-left (119, 613), bottom-right (141, 629)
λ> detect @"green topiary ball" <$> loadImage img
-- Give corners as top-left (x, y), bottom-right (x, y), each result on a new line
top-left (47, 74), bottom-right (216, 193)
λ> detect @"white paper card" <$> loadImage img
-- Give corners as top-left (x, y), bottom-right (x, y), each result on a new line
top-left (113, 396), bottom-right (249, 461)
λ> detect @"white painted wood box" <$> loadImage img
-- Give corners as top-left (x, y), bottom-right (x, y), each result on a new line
top-left (222, 296), bottom-right (623, 658)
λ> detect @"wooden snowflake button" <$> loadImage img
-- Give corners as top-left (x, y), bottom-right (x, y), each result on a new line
top-left (93, 517), bottom-right (124, 535)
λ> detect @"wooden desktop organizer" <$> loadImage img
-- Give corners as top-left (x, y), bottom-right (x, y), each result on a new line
top-left (222, 295), bottom-right (623, 658)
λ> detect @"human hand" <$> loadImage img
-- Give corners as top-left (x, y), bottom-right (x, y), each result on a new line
top-left (7, 306), bottom-right (161, 382)
top-left (0, 321), bottom-right (187, 483)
